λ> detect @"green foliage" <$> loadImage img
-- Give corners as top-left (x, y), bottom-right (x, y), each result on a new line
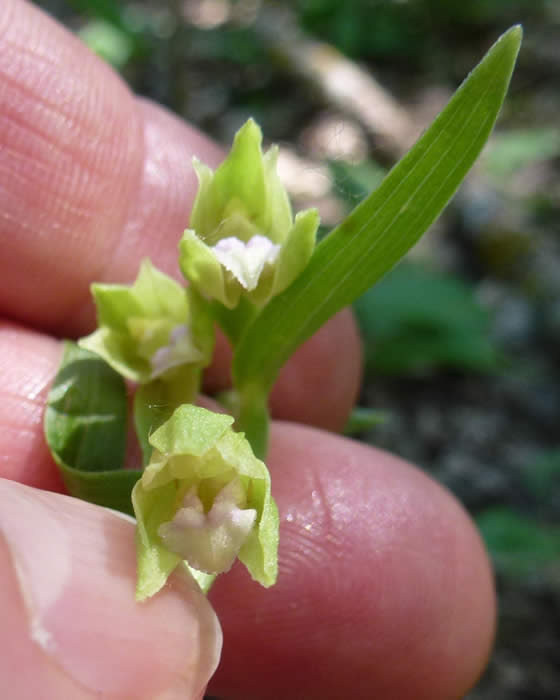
top-left (520, 449), bottom-right (560, 513)
top-left (65, 0), bottom-right (127, 29)
top-left (329, 159), bottom-right (387, 209)
top-left (343, 407), bottom-right (387, 436)
top-left (477, 507), bottom-right (560, 577)
top-left (78, 19), bottom-right (134, 68)
top-left (298, 0), bottom-right (541, 62)
top-left (483, 128), bottom-right (560, 180)
top-left (64, 0), bottom-right (150, 65)
top-left (44, 342), bottom-right (141, 515)
top-left (233, 28), bottom-right (520, 404)
top-left (299, 0), bottom-right (424, 59)
top-left (45, 341), bottom-right (127, 473)
top-left (353, 263), bottom-right (501, 376)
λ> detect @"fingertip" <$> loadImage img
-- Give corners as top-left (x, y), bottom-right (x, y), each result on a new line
top-left (0, 0), bottom-right (224, 334)
top-left (209, 422), bottom-right (495, 700)
top-left (0, 323), bottom-right (65, 492)
top-left (0, 479), bottom-right (222, 699)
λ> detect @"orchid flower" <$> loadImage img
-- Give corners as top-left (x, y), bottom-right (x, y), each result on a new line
top-left (132, 404), bottom-right (279, 600)
top-left (179, 119), bottom-right (319, 309)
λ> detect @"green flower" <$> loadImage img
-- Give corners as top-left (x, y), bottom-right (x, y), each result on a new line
top-left (79, 259), bottom-right (213, 383)
top-left (179, 118), bottom-right (319, 308)
top-left (132, 404), bottom-right (279, 600)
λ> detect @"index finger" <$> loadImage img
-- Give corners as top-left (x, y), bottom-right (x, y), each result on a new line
top-left (0, 0), bottom-right (220, 332)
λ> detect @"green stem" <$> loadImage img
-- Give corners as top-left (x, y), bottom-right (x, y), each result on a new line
top-left (134, 367), bottom-right (202, 466)
top-left (235, 383), bottom-right (270, 460)
top-left (211, 297), bottom-right (258, 346)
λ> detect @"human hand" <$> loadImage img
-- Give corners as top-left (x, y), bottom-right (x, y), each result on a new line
top-left (0, 2), bottom-right (495, 698)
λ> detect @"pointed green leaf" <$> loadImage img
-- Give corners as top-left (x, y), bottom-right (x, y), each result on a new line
top-left (44, 341), bottom-right (141, 515)
top-left (45, 341), bottom-right (127, 472)
top-left (233, 27), bottom-right (521, 394)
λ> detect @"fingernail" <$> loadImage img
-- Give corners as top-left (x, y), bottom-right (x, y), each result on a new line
top-left (0, 479), bottom-right (222, 699)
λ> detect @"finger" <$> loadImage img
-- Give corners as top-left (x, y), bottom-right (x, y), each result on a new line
top-left (0, 0), bottom-right (220, 332)
top-left (0, 322), bottom-right (64, 491)
top-left (0, 313), bottom-right (360, 495)
top-left (0, 0), bottom-right (361, 430)
top-left (0, 323), bottom-right (495, 699)
top-left (0, 478), bottom-right (221, 700)
top-left (208, 422), bottom-right (496, 700)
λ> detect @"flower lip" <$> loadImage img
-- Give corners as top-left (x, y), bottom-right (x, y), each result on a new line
top-left (157, 478), bottom-right (257, 574)
top-left (212, 235), bottom-right (281, 291)
top-left (133, 404), bottom-right (278, 600)
top-left (150, 324), bottom-right (204, 378)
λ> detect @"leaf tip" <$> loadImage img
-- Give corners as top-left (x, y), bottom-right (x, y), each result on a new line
top-left (501, 24), bottom-right (523, 50)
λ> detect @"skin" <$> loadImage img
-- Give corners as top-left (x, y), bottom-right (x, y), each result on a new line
top-left (0, 1), bottom-right (496, 698)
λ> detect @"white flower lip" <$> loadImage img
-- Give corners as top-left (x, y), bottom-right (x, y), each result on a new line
top-left (212, 235), bottom-right (281, 291)
top-left (158, 478), bottom-right (257, 574)
top-left (150, 324), bottom-right (204, 378)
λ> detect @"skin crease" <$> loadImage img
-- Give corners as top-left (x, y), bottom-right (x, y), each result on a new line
top-left (0, 1), bottom-right (496, 698)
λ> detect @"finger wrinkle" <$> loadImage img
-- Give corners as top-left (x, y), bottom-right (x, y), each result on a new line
top-left (67, 100), bottom-right (215, 333)
top-left (0, 1), bottom-right (145, 330)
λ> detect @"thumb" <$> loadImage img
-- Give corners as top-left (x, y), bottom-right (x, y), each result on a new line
top-left (0, 478), bottom-right (222, 700)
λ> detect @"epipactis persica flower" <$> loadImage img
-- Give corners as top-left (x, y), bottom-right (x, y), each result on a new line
top-left (179, 118), bottom-right (319, 309)
top-left (79, 259), bottom-right (213, 384)
top-left (132, 404), bottom-right (279, 600)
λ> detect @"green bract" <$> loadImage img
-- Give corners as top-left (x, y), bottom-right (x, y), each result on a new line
top-left (132, 404), bottom-right (279, 601)
top-left (179, 118), bottom-right (319, 308)
top-left (79, 259), bottom-right (213, 383)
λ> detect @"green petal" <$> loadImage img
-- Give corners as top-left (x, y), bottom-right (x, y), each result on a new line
top-left (132, 259), bottom-right (190, 319)
top-left (179, 229), bottom-right (236, 308)
top-left (239, 489), bottom-right (279, 587)
top-left (215, 431), bottom-right (278, 586)
top-left (272, 207), bottom-right (319, 296)
top-left (94, 259), bottom-right (188, 324)
top-left (79, 327), bottom-right (149, 382)
top-left (92, 285), bottom-right (145, 328)
top-left (133, 478), bottom-right (182, 601)
top-left (189, 119), bottom-right (295, 246)
top-left (148, 404), bottom-right (234, 457)
top-left (190, 158), bottom-right (218, 242)
top-left (262, 144), bottom-right (293, 242)
top-left (245, 265), bottom-right (276, 308)
top-left (210, 119), bottom-right (267, 231)
top-left (210, 211), bottom-right (263, 244)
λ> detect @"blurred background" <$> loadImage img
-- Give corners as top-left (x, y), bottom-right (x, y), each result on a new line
top-left (35, 1), bottom-right (560, 697)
